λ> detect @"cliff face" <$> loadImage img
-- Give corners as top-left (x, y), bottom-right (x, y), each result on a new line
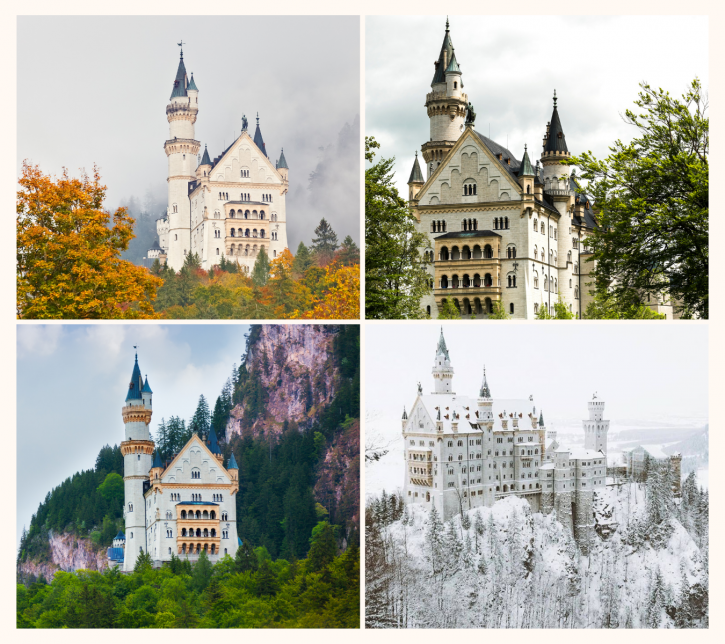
top-left (226, 325), bottom-right (338, 440)
top-left (18, 531), bottom-right (107, 582)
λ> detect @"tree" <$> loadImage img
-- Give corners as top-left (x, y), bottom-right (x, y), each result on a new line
top-left (307, 522), bottom-right (337, 572)
top-left (192, 549), bottom-right (213, 592)
top-left (437, 299), bottom-right (461, 319)
top-left (336, 235), bottom-right (360, 266)
top-left (365, 137), bottom-right (431, 318)
top-left (267, 248), bottom-right (312, 316)
top-left (189, 395), bottom-right (211, 438)
top-left (255, 559), bottom-right (279, 597)
top-left (134, 549), bottom-right (153, 573)
top-left (536, 293), bottom-right (575, 319)
top-left (291, 262), bottom-right (359, 319)
top-left (97, 473), bottom-right (124, 508)
top-left (488, 301), bottom-right (511, 319)
top-left (570, 79), bottom-right (708, 319)
top-left (293, 241), bottom-right (314, 275)
top-left (584, 289), bottom-right (667, 319)
top-left (251, 247), bottom-right (270, 287)
top-left (16, 162), bottom-right (162, 318)
top-left (235, 541), bottom-right (258, 573)
top-left (310, 218), bottom-right (339, 264)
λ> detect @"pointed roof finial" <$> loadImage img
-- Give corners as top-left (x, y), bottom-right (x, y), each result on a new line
top-left (553, 89), bottom-right (557, 108)
top-left (256, 112), bottom-right (259, 124)
top-left (446, 16), bottom-right (449, 31)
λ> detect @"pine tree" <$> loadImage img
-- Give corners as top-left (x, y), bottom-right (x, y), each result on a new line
top-left (190, 395), bottom-right (211, 437)
top-left (293, 241), bottom-right (315, 275)
top-left (251, 247), bottom-right (270, 286)
top-left (310, 218), bottom-right (339, 264)
top-left (425, 505), bottom-right (445, 577)
top-left (336, 235), bottom-right (360, 266)
top-left (255, 559), bottom-right (279, 597)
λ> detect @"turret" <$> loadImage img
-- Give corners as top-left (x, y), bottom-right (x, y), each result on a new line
top-left (422, 18), bottom-right (468, 179)
top-left (518, 144), bottom-right (535, 197)
top-left (401, 406), bottom-right (408, 430)
top-left (407, 151), bottom-right (425, 202)
top-left (253, 113), bottom-right (267, 157)
top-left (207, 426), bottom-right (224, 463)
top-left (431, 327), bottom-right (455, 394)
top-left (196, 144), bottom-right (212, 179)
top-left (150, 450), bottom-right (164, 488)
top-left (165, 45), bottom-right (200, 270)
top-left (540, 91), bottom-right (572, 197)
top-left (476, 366), bottom-right (494, 425)
top-left (227, 453), bottom-right (239, 494)
top-left (277, 147), bottom-right (289, 183)
top-left (584, 393), bottom-right (609, 455)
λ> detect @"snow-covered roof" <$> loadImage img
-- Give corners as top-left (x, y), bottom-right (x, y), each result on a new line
top-left (623, 444), bottom-right (669, 460)
top-left (539, 462), bottom-right (555, 469)
top-left (415, 394), bottom-right (536, 433)
top-left (568, 448), bottom-right (604, 461)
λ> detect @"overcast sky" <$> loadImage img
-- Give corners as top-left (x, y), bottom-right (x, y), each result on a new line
top-left (366, 15), bottom-right (708, 196)
top-left (17, 16), bottom-right (360, 249)
top-left (16, 324), bottom-right (251, 546)
top-left (366, 323), bottom-right (708, 433)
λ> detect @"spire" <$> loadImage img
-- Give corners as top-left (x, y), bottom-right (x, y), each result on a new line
top-left (152, 450), bottom-right (162, 469)
top-left (142, 375), bottom-right (153, 394)
top-left (479, 366), bottom-right (491, 398)
top-left (253, 113), bottom-right (267, 157)
top-left (543, 91), bottom-right (569, 154)
top-left (277, 148), bottom-right (288, 169)
top-left (408, 151), bottom-right (424, 184)
top-left (432, 18), bottom-right (454, 85)
top-left (169, 49), bottom-right (188, 100)
top-left (187, 72), bottom-right (198, 91)
top-left (199, 144), bottom-right (211, 167)
top-left (519, 144), bottom-right (535, 176)
top-left (436, 326), bottom-right (450, 360)
top-left (402, 406), bottom-right (408, 420)
top-left (207, 426), bottom-right (222, 455)
top-left (445, 48), bottom-right (461, 74)
top-left (125, 353), bottom-right (144, 402)
top-left (539, 411), bottom-right (545, 427)
top-left (227, 452), bottom-right (239, 470)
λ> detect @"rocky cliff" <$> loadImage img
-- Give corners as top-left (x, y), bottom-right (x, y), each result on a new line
top-left (226, 325), bottom-right (339, 440)
top-left (18, 531), bottom-right (107, 582)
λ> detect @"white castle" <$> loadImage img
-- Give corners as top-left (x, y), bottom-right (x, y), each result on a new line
top-left (406, 20), bottom-right (675, 319)
top-left (402, 329), bottom-right (609, 550)
top-left (108, 352), bottom-right (240, 570)
top-left (156, 45), bottom-right (289, 272)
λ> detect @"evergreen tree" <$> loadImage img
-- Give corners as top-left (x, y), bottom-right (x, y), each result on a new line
top-left (425, 505), bottom-right (445, 577)
top-left (437, 299), bottom-right (461, 319)
top-left (134, 549), bottom-right (153, 573)
top-left (336, 235), bottom-right (360, 266)
top-left (647, 567), bottom-right (666, 628)
top-left (293, 241), bottom-right (315, 275)
top-left (192, 550), bottom-right (213, 592)
top-left (251, 247), bottom-right (270, 286)
top-left (190, 395), bottom-right (211, 437)
top-left (234, 541), bottom-right (258, 573)
top-left (310, 218), bottom-right (339, 263)
top-left (255, 559), bottom-right (279, 597)
top-left (307, 522), bottom-right (337, 572)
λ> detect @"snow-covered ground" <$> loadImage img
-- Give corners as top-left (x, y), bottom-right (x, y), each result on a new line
top-left (696, 469), bottom-right (708, 490)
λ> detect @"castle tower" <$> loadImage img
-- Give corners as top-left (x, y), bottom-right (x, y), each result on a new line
top-left (276, 148), bottom-right (289, 183)
top-left (476, 367), bottom-right (493, 423)
top-left (165, 46), bottom-right (201, 271)
top-left (120, 354), bottom-right (155, 571)
top-left (431, 327), bottom-right (455, 394)
top-left (407, 151), bottom-right (425, 202)
top-left (422, 19), bottom-right (468, 179)
top-left (584, 393), bottom-right (609, 455)
top-left (253, 113), bottom-right (267, 157)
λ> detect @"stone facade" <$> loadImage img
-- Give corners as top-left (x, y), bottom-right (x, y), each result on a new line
top-left (159, 48), bottom-right (289, 272)
top-left (118, 354), bottom-right (239, 571)
top-left (402, 329), bottom-right (608, 552)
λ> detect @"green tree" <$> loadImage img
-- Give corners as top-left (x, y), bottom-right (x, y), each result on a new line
top-left (134, 549), bottom-right (153, 573)
top-left (570, 79), bottom-right (708, 319)
top-left (336, 235), bottom-right (360, 266)
top-left (365, 136), bottom-right (431, 318)
top-left (192, 549), bottom-right (213, 592)
top-left (97, 473), bottom-right (124, 507)
top-left (437, 298), bottom-right (461, 319)
top-left (585, 289), bottom-right (667, 319)
top-left (488, 301), bottom-right (511, 319)
top-left (307, 521), bottom-right (337, 572)
top-left (293, 241), bottom-right (314, 275)
top-left (255, 559), bottom-right (279, 597)
top-left (535, 294), bottom-right (575, 319)
top-left (251, 246), bottom-right (270, 287)
top-left (235, 541), bottom-right (259, 573)
top-left (189, 394), bottom-right (211, 437)
top-left (310, 218), bottom-right (339, 264)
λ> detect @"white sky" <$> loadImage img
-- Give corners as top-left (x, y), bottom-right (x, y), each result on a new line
top-left (365, 323), bottom-right (708, 431)
top-left (366, 15), bottom-right (708, 196)
top-left (17, 16), bottom-right (360, 248)
top-left (16, 324), bottom-right (250, 546)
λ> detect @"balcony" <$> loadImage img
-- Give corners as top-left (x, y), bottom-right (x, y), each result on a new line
top-left (435, 285), bottom-right (502, 297)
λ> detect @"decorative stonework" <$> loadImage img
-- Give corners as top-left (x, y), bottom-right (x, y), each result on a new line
top-left (120, 439), bottom-right (155, 456)
top-left (122, 404), bottom-right (153, 425)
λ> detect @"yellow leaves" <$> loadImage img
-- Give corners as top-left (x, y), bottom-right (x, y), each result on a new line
top-left (289, 262), bottom-right (360, 319)
top-left (17, 162), bottom-right (162, 319)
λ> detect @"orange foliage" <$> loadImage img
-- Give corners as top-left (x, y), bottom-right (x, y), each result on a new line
top-left (17, 162), bottom-right (162, 319)
top-left (290, 262), bottom-right (360, 319)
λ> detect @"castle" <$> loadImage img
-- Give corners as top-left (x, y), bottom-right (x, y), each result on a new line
top-left (154, 45), bottom-right (289, 272)
top-left (406, 20), bottom-right (675, 319)
top-left (402, 329), bottom-right (608, 551)
top-left (107, 353), bottom-right (240, 570)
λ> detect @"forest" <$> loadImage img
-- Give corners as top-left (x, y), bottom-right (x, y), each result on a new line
top-left (366, 462), bottom-right (708, 629)
top-left (18, 325), bottom-right (360, 627)
top-left (17, 533), bottom-right (359, 628)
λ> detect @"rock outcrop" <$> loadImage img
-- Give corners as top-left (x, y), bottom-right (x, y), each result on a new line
top-left (226, 325), bottom-right (338, 440)
top-left (18, 531), bottom-right (107, 582)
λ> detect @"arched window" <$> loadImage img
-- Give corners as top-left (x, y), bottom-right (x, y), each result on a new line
top-left (533, 219), bottom-right (538, 232)
top-left (483, 244), bottom-right (493, 259)
top-left (230, 209), bottom-right (235, 218)
top-left (181, 510), bottom-right (187, 519)
top-left (544, 276), bottom-right (548, 291)
top-left (505, 217), bottom-right (509, 229)
top-left (533, 273), bottom-right (539, 288)
top-left (426, 305), bottom-right (431, 316)
top-left (230, 228), bottom-right (235, 237)
top-left (575, 286), bottom-right (579, 299)
top-left (534, 303), bottom-right (539, 314)
top-left (260, 211), bottom-right (265, 220)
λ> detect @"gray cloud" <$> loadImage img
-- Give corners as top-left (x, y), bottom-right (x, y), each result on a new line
top-left (17, 16), bottom-right (360, 252)
top-left (366, 15), bottom-right (708, 196)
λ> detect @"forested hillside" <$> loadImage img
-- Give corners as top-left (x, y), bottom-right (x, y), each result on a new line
top-left (18, 325), bottom-right (360, 598)
top-left (366, 462), bottom-right (708, 628)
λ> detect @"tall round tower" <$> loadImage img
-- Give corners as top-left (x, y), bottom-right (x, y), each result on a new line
top-left (165, 46), bottom-right (200, 271)
top-left (584, 393), bottom-right (609, 455)
top-left (431, 327), bottom-right (455, 394)
top-left (422, 19), bottom-right (468, 179)
top-left (120, 353), bottom-right (155, 571)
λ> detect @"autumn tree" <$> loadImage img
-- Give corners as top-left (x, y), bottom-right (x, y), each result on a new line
top-left (17, 162), bottom-right (162, 318)
top-left (267, 248), bottom-right (312, 316)
top-left (571, 79), bottom-right (708, 319)
top-left (292, 263), bottom-right (360, 319)
top-left (336, 235), bottom-right (360, 266)
top-left (251, 247), bottom-right (271, 287)
top-left (293, 241), bottom-right (314, 275)
top-left (310, 218), bottom-right (340, 265)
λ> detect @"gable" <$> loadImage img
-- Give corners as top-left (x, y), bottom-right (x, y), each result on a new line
top-left (405, 397), bottom-right (435, 433)
top-left (417, 130), bottom-right (522, 206)
top-left (211, 132), bottom-right (281, 186)
top-left (162, 435), bottom-right (230, 485)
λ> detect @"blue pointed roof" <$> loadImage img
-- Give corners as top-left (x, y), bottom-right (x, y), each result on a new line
top-left (152, 450), bottom-right (162, 468)
top-left (432, 19), bottom-right (454, 85)
top-left (114, 531), bottom-right (125, 541)
top-left (142, 375), bottom-right (153, 394)
top-left (208, 427), bottom-right (222, 455)
top-left (125, 354), bottom-right (144, 401)
top-left (519, 145), bottom-right (535, 177)
top-left (539, 411), bottom-right (545, 427)
top-left (445, 49), bottom-right (461, 74)
top-left (436, 327), bottom-right (450, 360)
top-left (408, 152), bottom-right (424, 184)
top-left (187, 73), bottom-right (198, 91)
top-left (199, 145), bottom-right (212, 167)
top-left (277, 148), bottom-right (288, 169)
top-left (228, 452), bottom-right (239, 469)
top-left (544, 92), bottom-right (569, 154)
top-left (253, 114), bottom-right (267, 157)
top-left (169, 51), bottom-right (188, 100)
